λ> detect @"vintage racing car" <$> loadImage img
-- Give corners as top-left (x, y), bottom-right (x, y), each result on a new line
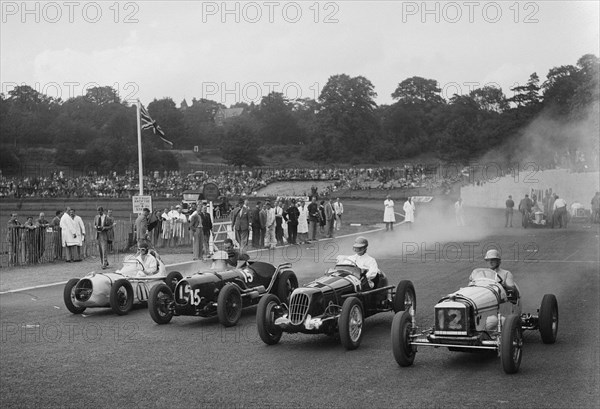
top-left (148, 260), bottom-right (298, 327)
top-left (63, 250), bottom-right (200, 316)
top-left (391, 268), bottom-right (558, 374)
top-left (256, 257), bottom-right (416, 350)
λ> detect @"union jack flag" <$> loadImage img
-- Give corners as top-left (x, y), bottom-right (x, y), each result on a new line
top-left (139, 102), bottom-right (173, 147)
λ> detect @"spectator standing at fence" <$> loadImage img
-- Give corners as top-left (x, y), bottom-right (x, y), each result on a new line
top-left (383, 195), bottom-right (396, 231)
top-left (250, 201), bottom-right (262, 249)
top-left (189, 207), bottom-right (203, 260)
top-left (333, 198), bottom-right (344, 231)
top-left (318, 200), bottom-right (326, 234)
top-left (61, 208), bottom-right (85, 262)
top-left (307, 197), bottom-right (320, 242)
top-left (94, 206), bottom-right (110, 269)
top-left (106, 209), bottom-right (115, 252)
top-left (200, 204), bottom-right (213, 258)
top-left (135, 208), bottom-right (150, 247)
top-left (285, 198), bottom-right (299, 245)
top-left (51, 210), bottom-right (63, 260)
top-left (297, 200), bottom-right (309, 244)
top-left (324, 197), bottom-right (335, 239)
top-left (6, 213), bottom-right (22, 266)
top-left (264, 201), bottom-right (277, 249)
top-left (232, 199), bottom-right (250, 253)
top-left (259, 202), bottom-right (267, 248)
top-left (403, 197), bottom-right (415, 230)
top-left (505, 195), bottom-right (515, 227)
top-left (22, 216), bottom-right (37, 264)
top-left (275, 200), bottom-right (284, 246)
top-left (36, 212), bottom-right (49, 262)
top-left (455, 197), bottom-right (466, 227)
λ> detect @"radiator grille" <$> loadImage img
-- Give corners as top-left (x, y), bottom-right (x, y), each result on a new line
top-left (289, 293), bottom-right (310, 325)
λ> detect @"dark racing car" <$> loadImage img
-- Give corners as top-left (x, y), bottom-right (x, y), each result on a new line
top-left (256, 257), bottom-right (416, 350)
top-left (148, 253), bottom-right (298, 327)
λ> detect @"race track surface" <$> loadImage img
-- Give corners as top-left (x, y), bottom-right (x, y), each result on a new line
top-left (1, 214), bottom-right (599, 409)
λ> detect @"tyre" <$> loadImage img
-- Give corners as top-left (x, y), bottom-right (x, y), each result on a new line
top-left (148, 284), bottom-right (174, 325)
top-left (257, 294), bottom-right (283, 345)
top-left (501, 314), bottom-right (523, 374)
top-left (165, 271), bottom-right (183, 292)
top-left (109, 279), bottom-right (134, 315)
top-left (63, 279), bottom-right (86, 314)
top-left (393, 280), bottom-right (416, 314)
top-left (339, 297), bottom-right (364, 350)
top-left (276, 270), bottom-right (298, 304)
top-left (391, 311), bottom-right (416, 366)
top-left (538, 294), bottom-right (558, 344)
top-left (217, 284), bottom-right (242, 327)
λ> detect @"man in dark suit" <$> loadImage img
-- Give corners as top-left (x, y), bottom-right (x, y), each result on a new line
top-left (200, 204), bottom-right (213, 258)
top-left (259, 203), bottom-right (267, 248)
top-left (135, 208), bottom-right (150, 247)
top-left (232, 199), bottom-right (250, 253)
top-left (250, 201), bottom-right (262, 249)
top-left (324, 198), bottom-right (335, 238)
top-left (284, 198), bottom-right (299, 245)
top-left (94, 206), bottom-right (112, 269)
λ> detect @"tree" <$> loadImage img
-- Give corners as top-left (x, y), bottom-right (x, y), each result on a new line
top-left (508, 72), bottom-right (542, 108)
top-left (253, 92), bottom-right (302, 145)
top-left (391, 76), bottom-right (445, 106)
top-left (469, 86), bottom-right (509, 113)
top-left (85, 86), bottom-right (121, 106)
top-left (147, 98), bottom-right (184, 148)
top-left (220, 116), bottom-right (263, 167)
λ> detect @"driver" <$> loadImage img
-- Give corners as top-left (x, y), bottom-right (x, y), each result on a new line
top-left (470, 249), bottom-right (518, 294)
top-left (344, 236), bottom-right (381, 288)
top-left (223, 238), bottom-right (250, 267)
top-left (135, 243), bottom-right (159, 276)
top-left (210, 250), bottom-right (233, 271)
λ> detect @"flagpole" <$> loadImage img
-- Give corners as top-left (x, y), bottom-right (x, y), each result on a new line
top-left (136, 99), bottom-right (143, 195)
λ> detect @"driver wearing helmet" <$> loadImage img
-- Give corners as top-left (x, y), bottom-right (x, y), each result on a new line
top-left (344, 236), bottom-right (382, 289)
top-left (135, 243), bottom-right (159, 276)
top-left (470, 249), bottom-right (519, 299)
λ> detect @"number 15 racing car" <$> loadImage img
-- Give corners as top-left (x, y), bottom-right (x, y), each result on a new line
top-left (148, 258), bottom-right (298, 327)
top-left (391, 268), bottom-right (558, 374)
top-left (256, 257), bottom-right (416, 350)
top-left (63, 250), bottom-right (185, 316)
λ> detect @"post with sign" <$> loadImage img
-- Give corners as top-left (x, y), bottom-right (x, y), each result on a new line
top-left (132, 195), bottom-right (153, 214)
top-left (203, 183), bottom-right (220, 252)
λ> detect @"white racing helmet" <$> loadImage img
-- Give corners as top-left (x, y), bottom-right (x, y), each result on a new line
top-left (484, 249), bottom-right (501, 260)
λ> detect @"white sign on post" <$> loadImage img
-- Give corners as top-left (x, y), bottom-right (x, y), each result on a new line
top-left (132, 195), bottom-right (153, 214)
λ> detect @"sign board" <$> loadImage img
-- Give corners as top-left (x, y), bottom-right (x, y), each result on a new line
top-left (132, 195), bottom-right (152, 213)
top-left (203, 183), bottom-right (220, 202)
top-left (193, 145), bottom-right (199, 152)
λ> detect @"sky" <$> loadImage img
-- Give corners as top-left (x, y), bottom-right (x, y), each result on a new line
top-left (1, 1), bottom-right (599, 107)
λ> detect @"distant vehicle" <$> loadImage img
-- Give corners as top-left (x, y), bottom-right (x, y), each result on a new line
top-left (391, 268), bottom-right (558, 374)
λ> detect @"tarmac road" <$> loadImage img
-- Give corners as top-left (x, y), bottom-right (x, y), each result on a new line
top-left (1, 218), bottom-right (599, 409)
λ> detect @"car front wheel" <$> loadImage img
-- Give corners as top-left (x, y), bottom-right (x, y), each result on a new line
top-left (110, 279), bottom-right (134, 315)
top-left (217, 284), bottom-right (242, 327)
top-left (257, 294), bottom-right (283, 345)
top-left (501, 314), bottom-right (523, 374)
top-left (393, 280), bottom-right (416, 315)
top-left (339, 297), bottom-right (364, 350)
top-left (165, 271), bottom-right (183, 292)
top-left (148, 284), bottom-right (174, 324)
top-left (539, 294), bottom-right (558, 344)
top-left (63, 279), bottom-right (86, 314)
top-left (391, 311), bottom-right (416, 366)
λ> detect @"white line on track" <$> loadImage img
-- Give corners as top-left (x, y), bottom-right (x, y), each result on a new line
top-left (0, 222), bottom-right (408, 295)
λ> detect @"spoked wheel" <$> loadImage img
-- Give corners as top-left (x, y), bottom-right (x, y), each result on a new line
top-left (393, 280), bottom-right (416, 315)
top-left (339, 297), bottom-right (364, 350)
top-left (63, 279), bottom-right (86, 314)
top-left (539, 294), bottom-right (558, 344)
top-left (257, 294), bottom-right (283, 345)
top-left (217, 284), bottom-right (242, 327)
top-left (110, 279), bottom-right (134, 315)
top-left (276, 270), bottom-right (298, 304)
top-left (148, 284), bottom-right (174, 324)
top-left (501, 314), bottom-right (523, 374)
top-left (391, 311), bottom-right (416, 366)
top-left (165, 271), bottom-right (183, 292)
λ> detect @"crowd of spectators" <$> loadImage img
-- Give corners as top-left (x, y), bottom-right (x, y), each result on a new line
top-left (0, 164), bottom-right (451, 199)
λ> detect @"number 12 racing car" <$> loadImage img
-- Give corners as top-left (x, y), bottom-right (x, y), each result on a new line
top-left (256, 258), bottom-right (416, 350)
top-left (391, 268), bottom-right (558, 374)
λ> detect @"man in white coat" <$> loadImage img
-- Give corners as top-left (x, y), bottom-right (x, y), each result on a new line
top-left (60, 208), bottom-right (85, 262)
top-left (383, 195), bottom-right (395, 231)
top-left (403, 197), bottom-right (415, 230)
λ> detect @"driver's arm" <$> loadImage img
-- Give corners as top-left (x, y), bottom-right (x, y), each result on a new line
top-left (364, 257), bottom-right (380, 280)
top-left (143, 255), bottom-right (159, 275)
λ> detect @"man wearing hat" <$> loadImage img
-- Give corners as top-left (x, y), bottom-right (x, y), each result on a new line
top-left (231, 199), bottom-right (250, 252)
top-left (135, 242), bottom-right (159, 276)
top-left (94, 206), bottom-right (111, 269)
top-left (341, 236), bottom-right (382, 289)
top-left (470, 249), bottom-right (518, 296)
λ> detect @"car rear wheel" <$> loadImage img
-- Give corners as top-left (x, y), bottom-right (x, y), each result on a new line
top-left (217, 284), bottom-right (242, 327)
top-left (391, 311), bottom-right (416, 366)
top-left (393, 280), bottom-right (416, 315)
top-left (539, 294), bottom-right (558, 344)
top-left (339, 297), bottom-right (364, 350)
top-left (148, 284), bottom-right (174, 324)
top-left (165, 271), bottom-right (183, 292)
top-left (501, 314), bottom-right (523, 374)
top-left (110, 279), bottom-right (134, 315)
top-left (257, 294), bottom-right (283, 345)
top-left (276, 270), bottom-right (298, 304)
top-left (63, 279), bottom-right (86, 314)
